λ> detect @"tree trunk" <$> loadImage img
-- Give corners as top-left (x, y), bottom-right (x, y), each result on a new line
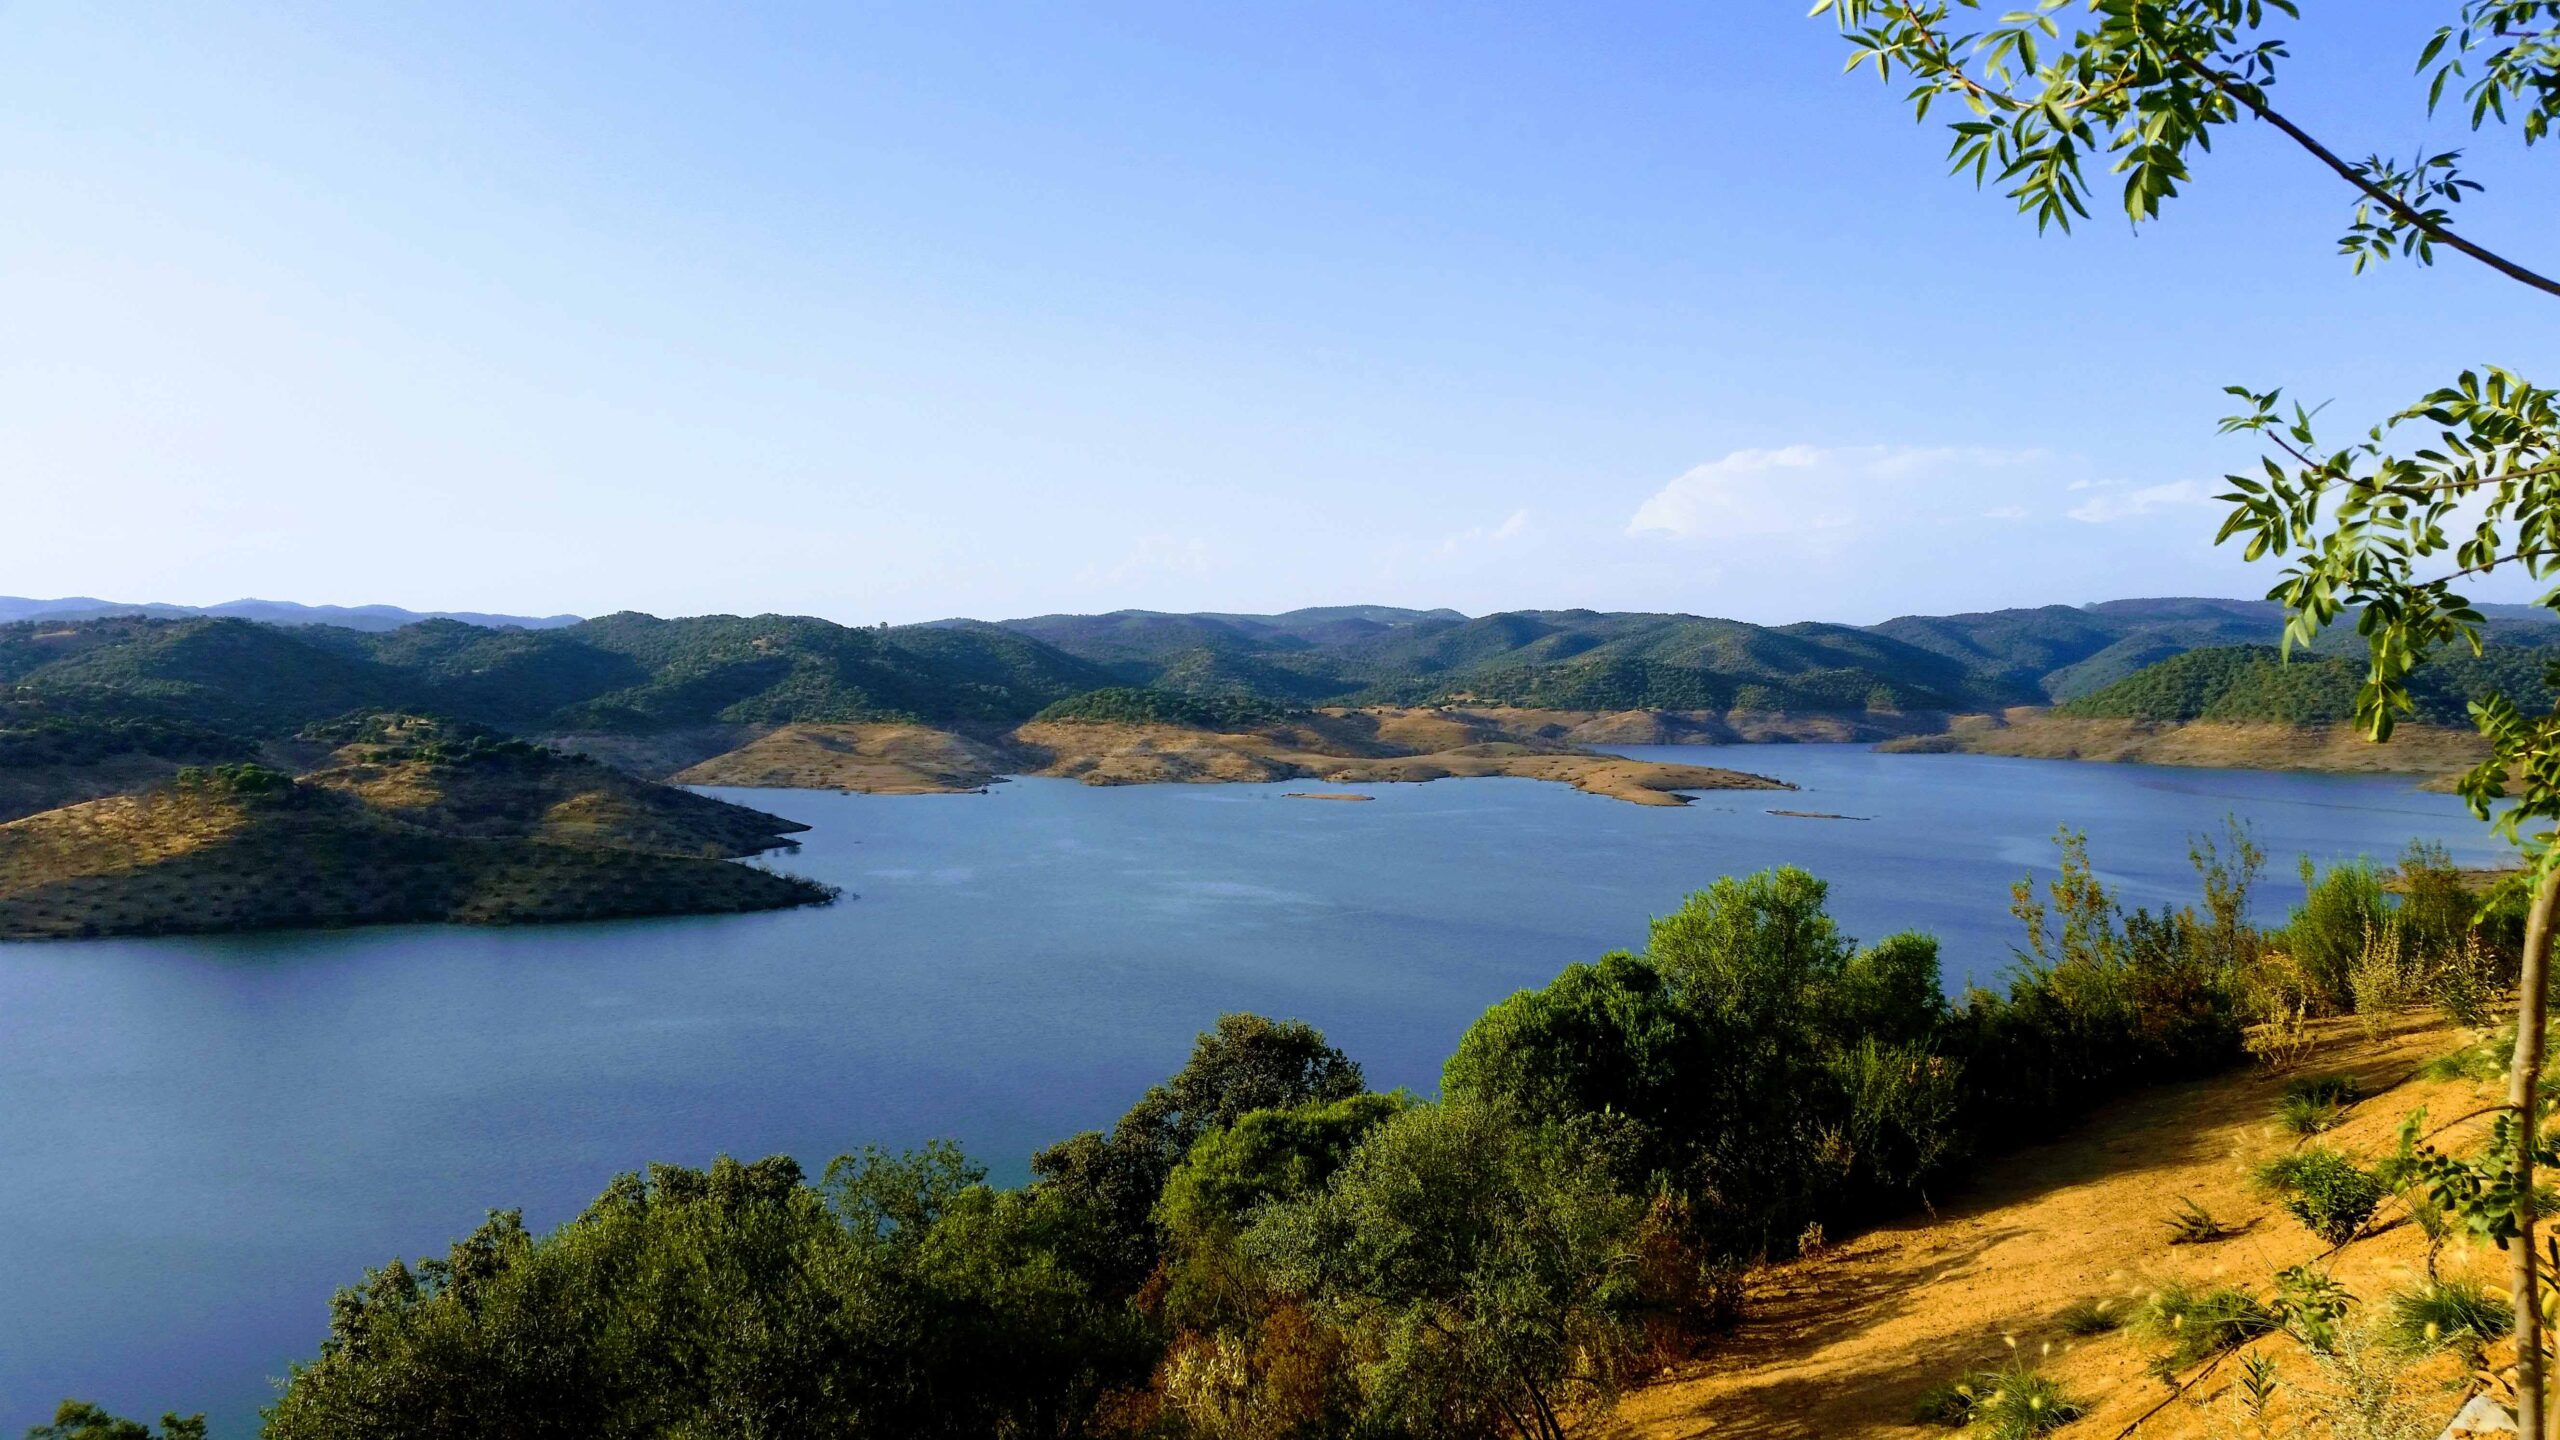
top-left (2513, 868), bottom-right (2559, 1436)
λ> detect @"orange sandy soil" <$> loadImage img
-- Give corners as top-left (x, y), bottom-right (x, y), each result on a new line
top-left (1590, 1012), bottom-right (2505, 1440)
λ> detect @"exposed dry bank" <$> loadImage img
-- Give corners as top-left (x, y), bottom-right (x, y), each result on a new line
top-left (1882, 707), bottom-right (2491, 776)
top-left (661, 706), bottom-right (1796, 806)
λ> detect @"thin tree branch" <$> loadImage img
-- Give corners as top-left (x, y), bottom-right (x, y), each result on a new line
top-left (2175, 55), bottom-right (2560, 300)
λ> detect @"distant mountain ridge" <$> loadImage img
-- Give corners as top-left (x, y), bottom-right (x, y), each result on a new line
top-left (7, 597), bottom-right (2558, 777)
top-left (0, 596), bottom-right (581, 632)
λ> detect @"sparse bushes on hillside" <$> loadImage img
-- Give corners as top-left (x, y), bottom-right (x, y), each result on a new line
top-left (170, 762), bottom-right (296, 797)
top-left (2239, 845), bottom-right (2527, 1040)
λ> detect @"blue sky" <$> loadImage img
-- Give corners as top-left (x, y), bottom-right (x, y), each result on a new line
top-left (3, 4), bottom-right (2553, 625)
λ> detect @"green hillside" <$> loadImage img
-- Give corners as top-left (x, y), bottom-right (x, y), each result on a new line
top-left (2058, 643), bottom-right (2560, 726)
top-left (1029, 686), bottom-right (1294, 729)
top-left (1, 613), bottom-right (1116, 738)
top-left (0, 723), bottom-right (830, 940)
top-left (9, 603), bottom-right (2558, 783)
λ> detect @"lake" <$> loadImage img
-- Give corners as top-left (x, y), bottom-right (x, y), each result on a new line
top-left (0, 746), bottom-right (2516, 1435)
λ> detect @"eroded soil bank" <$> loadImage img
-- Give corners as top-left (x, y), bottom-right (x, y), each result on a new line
top-left (654, 706), bottom-right (1804, 806)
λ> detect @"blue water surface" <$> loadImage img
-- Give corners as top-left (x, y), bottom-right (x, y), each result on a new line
top-left (0, 746), bottom-right (2514, 1434)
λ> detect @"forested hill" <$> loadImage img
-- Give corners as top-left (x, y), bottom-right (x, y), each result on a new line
top-left (0, 613), bottom-right (1117, 740)
top-left (2058, 643), bottom-right (2560, 727)
top-left (8, 601), bottom-right (2559, 766)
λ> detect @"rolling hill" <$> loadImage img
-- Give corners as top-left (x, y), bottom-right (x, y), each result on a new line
top-left (7, 598), bottom-right (2558, 824)
top-left (0, 719), bottom-right (830, 940)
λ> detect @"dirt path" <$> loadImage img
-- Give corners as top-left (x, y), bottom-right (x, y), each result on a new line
top-left (1594, 1014), bottom-right (2500, 1440)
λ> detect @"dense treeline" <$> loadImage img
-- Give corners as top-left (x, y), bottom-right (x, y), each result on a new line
top-left (0, 694), bottom-right (256, 769)
top-left (1031, 687), bottom-right (1297, 731)
top-left (42, 828), bottom-right (2520, 1440)
top-left (11, 609), bottom-right (2560, 765)
top-left (2059, 643), bottom-right (2560, 728)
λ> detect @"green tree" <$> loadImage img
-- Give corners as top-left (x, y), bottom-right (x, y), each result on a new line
top-left (1031, 1013), bottom-right (1365, 1298)
top-left (24, 1403), bottom-right (205, 1440)
top-left (263, 1152), bottom-right (1137, 1440)
top-left (1820, 0), bottom-right (2560, 1420)
top-left (1242, 1101), bottom-right (1649, 1440)
top-left (1444, 870), bottom-right (1957, 1252)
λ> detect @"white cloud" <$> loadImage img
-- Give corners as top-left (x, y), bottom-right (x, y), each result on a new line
top-left (1983, 504), bottom-right (2029, 521)
top-left (1627, 444), bottom-right (2049, 541)
top-left (1441, 508), bottom-right (1533, 555)
top-left (2066, 478), bottom-right (2216, 524)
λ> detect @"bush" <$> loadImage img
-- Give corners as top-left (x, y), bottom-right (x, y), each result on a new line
top-left (2429, 933), bottom-right (2506, 1029)
top-left (2346, 920), bottom-right (2419, 1027)
top-left (2258, 1147), bottom-right (2385, 1245)
top-left (1946, 829), bottom-right (2245, 1139)
top-left (2285, 859), bottom-right (2388, 1012)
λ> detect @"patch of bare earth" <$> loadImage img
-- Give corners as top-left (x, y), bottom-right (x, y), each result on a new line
top-left (1590, 1013), bottom-right (2503, 1440)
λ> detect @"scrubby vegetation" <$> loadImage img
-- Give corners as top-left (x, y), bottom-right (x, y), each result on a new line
top-left (12, 603), bottom-right (2552, 764)
top-left (165, 825), bottom-right (2405, 1437)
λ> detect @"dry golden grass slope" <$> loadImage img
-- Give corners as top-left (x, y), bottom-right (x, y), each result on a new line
top-left (1592, 1013), bottom-right (2505, 1440)
top-left (0, 763), bottom-right (831, 940)
top-left (672, 722), bottom-right (1013, 794)
top-left (1884, 709), bottom-right (2491, 777)
top-left (313, 749), bottom-right (808, 856)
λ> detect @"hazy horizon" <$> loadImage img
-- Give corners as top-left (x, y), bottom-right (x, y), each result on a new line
top-left (1, 587), bottom-right (2320, 633)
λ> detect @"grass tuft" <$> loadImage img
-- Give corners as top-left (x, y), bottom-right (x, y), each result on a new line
top-left (2130, 1280), bottom-right (2277, 1370)
top-left (2378, 1278), bottom-right (2512, 1356)
top-left (2275, 1073), bottom-right (2360, 1135)
top-left (2161, 1195), bottom-right (2239, 1245)
top-left (1910, 1367), bottom-right (2082, 1438)
top-left (2056, 1296), bottom-right (2121, 1336)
